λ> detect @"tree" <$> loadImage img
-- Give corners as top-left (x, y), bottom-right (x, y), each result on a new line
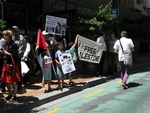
top-left (79, 1), bottom-right (117, 33)
top-left (69, 1), bottom-right (117, 37)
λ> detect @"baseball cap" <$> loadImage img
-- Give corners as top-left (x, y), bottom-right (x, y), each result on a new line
top-left (12, 25), bottom-right (18, 29)
top-left (42, 31), bottom-right (48, 35)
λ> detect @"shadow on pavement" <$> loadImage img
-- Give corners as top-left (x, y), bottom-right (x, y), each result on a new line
top-left (17, 85), bottom-right (42, 94)
top-left (0, 96), bottom-right (39, 113)
top-left (127, 82), bottom-right (142, 88)
top-left (24, 84), bottom-right (42, 90)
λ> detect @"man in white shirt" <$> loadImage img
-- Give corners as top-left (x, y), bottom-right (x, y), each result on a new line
top-left (21, 35), bottom-right (31, 85)
top-left (113, 30), bottom-right (134, 89)
top-left (21, 36), bottom-right (31, 61)
top-left (96, 32), bottom-right (107, 77)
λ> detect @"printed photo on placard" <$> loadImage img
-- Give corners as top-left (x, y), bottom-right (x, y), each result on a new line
top-left (58, 50), bottom-right (76, 74)
top-left (45, 15), bottom-right (67, 36)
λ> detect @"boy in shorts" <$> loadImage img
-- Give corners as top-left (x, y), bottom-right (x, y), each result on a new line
top-left (55, 42), bottom-right (66, 89)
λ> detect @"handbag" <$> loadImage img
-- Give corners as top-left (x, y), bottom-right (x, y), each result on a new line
top-left (119, 40), bottom-right (133, 66)
top-left (3, 55), bottom-right (15, 75)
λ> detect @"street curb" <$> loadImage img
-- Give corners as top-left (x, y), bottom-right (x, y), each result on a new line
top-left (35, 77), bottom-right (107, 107)
top-left (4, 77), bottom-right (107, 113)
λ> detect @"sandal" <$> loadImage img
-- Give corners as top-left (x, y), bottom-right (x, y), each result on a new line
top-left (55, 85), bottom-right (61, 90)
top-left (69, 82), bottom-right (76, 86)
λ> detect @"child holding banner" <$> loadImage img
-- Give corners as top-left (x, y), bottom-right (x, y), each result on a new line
top-left (68, 35), bottom-right (79, 86)
top-left (55, 42), bottom-right (66, 89)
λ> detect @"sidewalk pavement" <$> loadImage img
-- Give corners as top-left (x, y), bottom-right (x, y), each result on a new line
top-left (1, 52), bottom-right (150, 113)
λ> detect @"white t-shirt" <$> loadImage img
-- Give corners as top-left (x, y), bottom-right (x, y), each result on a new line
top-left (96, 36), bottom-right (106, 51)
top-left (0, 38), bottom-right (6, 49)
top-left (23, 42), bottom-right (31, 58)
top-left (43, 55), bottom-right (51, 70)
top-left (113, 37), bottom-right (134, 61)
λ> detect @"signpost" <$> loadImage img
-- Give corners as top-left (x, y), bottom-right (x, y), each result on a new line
top-left (110, 9), bottom-right (119, 16)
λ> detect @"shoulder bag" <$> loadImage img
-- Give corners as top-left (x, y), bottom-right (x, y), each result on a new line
top-left (119, 40), bottom-right (133, 66)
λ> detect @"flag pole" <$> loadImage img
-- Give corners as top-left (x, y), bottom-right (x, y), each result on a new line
top-left (46, 49), bottom-right (58, 78)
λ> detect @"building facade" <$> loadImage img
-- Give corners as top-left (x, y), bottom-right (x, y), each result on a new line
top-left (0, 0), bottom-right (150, 36)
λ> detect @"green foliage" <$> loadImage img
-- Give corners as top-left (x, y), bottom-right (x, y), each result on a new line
top-left (0, 20), bottom-right (6, 29)
top-left (0, 0), bottom-right (6, 4)
top-left (79, 1), bottom-right (117, 33)
top-left (68, 1), bottom-right (117, 37)
top-left (0, 0), bottom-right (6, 29)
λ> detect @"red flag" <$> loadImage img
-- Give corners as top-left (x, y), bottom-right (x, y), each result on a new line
top-left (35, 29), bottom-right (47, 69)
top-left (35, 29), bottom-right (47, 55)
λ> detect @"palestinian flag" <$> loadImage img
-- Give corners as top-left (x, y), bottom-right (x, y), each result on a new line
top-left (35, 29), bottom-right (47, 69)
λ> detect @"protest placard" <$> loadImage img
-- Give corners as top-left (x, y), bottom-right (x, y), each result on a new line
top-left (78, 35), bottom-right (103, 64)
top-left (45, 15), bottom-right (67, 36)
top-left (58, 50), bottom-right (76, 74)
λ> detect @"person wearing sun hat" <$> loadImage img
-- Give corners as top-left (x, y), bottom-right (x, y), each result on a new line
top-left (42, 30), bottom-right (48, 35)
top-left (42, 30), bottom-right (51, 50)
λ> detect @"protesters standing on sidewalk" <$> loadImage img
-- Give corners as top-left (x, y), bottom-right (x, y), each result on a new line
top-left (21, 35), bottom-right (31, 85)
top-left (107, 32), bottom-right (118, 76)
top-left (0, 33), bottom-right (6, 92)
top-left (35, 31), bottom-right (50, 76)
top-left (67, 34), bottom-right (79, 86)
top-left (11, 25), bottom-right (24, 90)
top-left (41, 49), bottom-right (53, 93)
top-left (113, 30), bottom-right (134, 89)
top-left (28, 36), bottom-right (36, 76)
top-left (96, 31), bottom-right (107, 77)
top-left (48, 32), bottom-right (58, 58)
top-left (1, 30), bottom-right (21, 101)
top-left (55, 42), bottom-right (66, 89)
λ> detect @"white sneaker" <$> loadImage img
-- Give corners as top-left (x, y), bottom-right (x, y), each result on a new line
top-left (122, 83), bottom-right (128, 89)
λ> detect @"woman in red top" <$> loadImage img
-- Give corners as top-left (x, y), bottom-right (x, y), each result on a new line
top-left (1, 30), bottom-right (21, 101)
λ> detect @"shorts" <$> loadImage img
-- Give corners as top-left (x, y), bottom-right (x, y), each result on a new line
top-left (56, 65), bottom-right (66, 79)
top-left (42, 70), bottom-right (52, 80)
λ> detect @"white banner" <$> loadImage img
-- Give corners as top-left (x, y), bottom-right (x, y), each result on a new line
top-left (21, 61), bottom-right (29, 77)
top-left (78, 35), bottom-right (103, 64)
top-left (58, 50), bottom-right (76, 74)
top-left (45, 15), bottom-right (67, 36)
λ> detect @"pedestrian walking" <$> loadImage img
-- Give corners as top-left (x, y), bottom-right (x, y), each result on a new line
top-left (113, 30), bottom-right (134, 89)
